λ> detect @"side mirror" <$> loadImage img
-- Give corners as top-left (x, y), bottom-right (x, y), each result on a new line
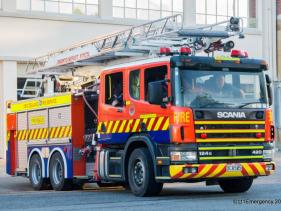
top-left (265, 74), bottom-right (272, 106)
top-left (148, 80), bottom-right (167, 106)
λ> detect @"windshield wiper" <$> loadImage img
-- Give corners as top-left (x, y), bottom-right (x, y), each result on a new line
top-left (199, 102), bottom-right (234, 108)
top-left (238, 102), bottom-right (266, 108)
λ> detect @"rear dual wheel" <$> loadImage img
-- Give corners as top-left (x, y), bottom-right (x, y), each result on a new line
top-left (29, 154), bottom-right (50, 190)
top-left (49, 152), bottom-right (72, 191)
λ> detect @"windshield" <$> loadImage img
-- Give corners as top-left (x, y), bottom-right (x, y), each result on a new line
top-left (173, 69), bottom-right (267, 109)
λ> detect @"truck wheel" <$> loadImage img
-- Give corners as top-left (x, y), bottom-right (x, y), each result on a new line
top-left (128, 148), bottom-right (163, 197)
top-left (219, 178), bottom-right (253, 193)
top-left (49, 152), bottom-right (71, 191)
top-left (29, 154), bottom-right (50, 190)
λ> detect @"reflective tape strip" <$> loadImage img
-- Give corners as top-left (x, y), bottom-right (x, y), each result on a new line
top-left (199, 156), bottom-right (263, 160)
top-left (196, 129), bottom-right (265, 133)
top-left (197, 138), bottom-right (264, 142)
top-left (199, 146), bottom-right (264, 150)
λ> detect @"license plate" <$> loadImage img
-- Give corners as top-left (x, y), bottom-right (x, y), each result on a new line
top-left (226, 164), bottom-right (242, 172)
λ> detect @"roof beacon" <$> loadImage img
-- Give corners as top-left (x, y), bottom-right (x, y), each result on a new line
top-left (231, 49), bottom-right (249, 58)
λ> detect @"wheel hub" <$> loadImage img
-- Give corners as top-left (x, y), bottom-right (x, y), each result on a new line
top-left (52, 159), bottom-right (63, 185)
top-left (31, 161), bottom-right (41, 185)
top-left (133, 160), bottom-right (145, 186)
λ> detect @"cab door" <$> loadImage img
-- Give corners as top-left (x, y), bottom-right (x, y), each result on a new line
top-left (99, 70), bottom-right (128, 144)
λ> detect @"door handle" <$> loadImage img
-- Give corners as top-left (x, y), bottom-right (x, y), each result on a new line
top-left (117, 108), bottom-right (123, 113)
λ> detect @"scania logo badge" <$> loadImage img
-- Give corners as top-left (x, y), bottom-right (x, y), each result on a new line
top-left (217, 112), bottom-right (246, 119)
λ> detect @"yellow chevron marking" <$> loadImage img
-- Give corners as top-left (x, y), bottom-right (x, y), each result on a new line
top-left (33, 129), bottom-right (39, 140)
top-left (180, 173), bottom-right (192, 179)
top-left (196, 129), bottom-right (265, 133)
top-left (50, 128), bottom-right (56, 139)
top-left (41, 128), bottom-right (46, 139)
top-left (142, 118), bottom-right (148, 124)
top-left (147, 117), bottom-right (155, 131)
top-left (125, 120), bottom-right (134, 133)
top-left (112, 120), bottom-right (120, 133)
top-left (69, 126), bottom-right (72, 137)
top-left (195, 121), bottom-right (265, 125)
top-left (7, 132), bottom-right (10, 140)
top-left (206, 164), bottom-right (225, 178)
top-left (54, 127), bottom-right (60, 138)
top-left (29, 129), bottom-right (35, 140)
top-left (37, 128), bottom-right (43, 139)
top-left (59, 126), bottom-right (65, 138)
top-left (154, 117), bottom-right (164, 131)
top-left (18, 131), bottom-right (23, 140)
top-left (132, 119), bottom-right (140, 132)
top-left (118, 120), bottom-right (127, 133)
top-left (162, 117), bottom-right (170, 130)
top-left (107, 121), bottom-right (114, 133)
top-left (193, 165), bottom-right (212, 178)
top-left (254, 163), bottom-right (265, 175)
top-left (243, 163), bottom-right (255, 176)
top-left (197, 138), bottom-right (264, 142)
top-left (64, 126), bottom-right (70, 137)
top-left (23, 130), bottom-right (28, 140)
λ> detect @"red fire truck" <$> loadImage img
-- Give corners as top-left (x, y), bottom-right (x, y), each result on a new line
top-left (6, 15), bottom-right (275, 196)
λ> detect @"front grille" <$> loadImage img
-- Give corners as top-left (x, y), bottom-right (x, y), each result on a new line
top-left (195, 120), bottom-right (265, 163)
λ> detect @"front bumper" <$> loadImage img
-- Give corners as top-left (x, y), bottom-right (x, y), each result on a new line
top-left (169, 162), bottom-right (275, 180)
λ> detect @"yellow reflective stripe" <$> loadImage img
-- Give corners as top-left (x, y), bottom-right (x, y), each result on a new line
top-left (243, 163), bottom-right (255, 176)
top-left (197, 138), bottom-right (264, 142)
top-left (195, 121), bottom-right (265, 125)
top-left (254, 163), bottom-right (265, 175)
top-left (50, 128), bottom-right (56, 139)
top-left (54, 127), bottom-right (60, 138)
top-left (18, 131), bottom-right (22, 140)
top-left (154, 117), bottom-right (164, 131)
top-left (206, 164), bottom-right (225, 178)
top-left (199, 156), bottom-right (263, 160)
top-left (162, 117), bottom-right (170, 130)
top-left (29, 129), bottom-right (35, 139)
top-left (42, 128), bottom-right (47, 139)
top-left (37, 128), bottom-right (43, 139)
top-left (199, 146), bottom-right (264, 150)
top-left (112, 120), bottom-right (120, 133)
top-left (196, 129), bottom-right (265, 133)
top-left (69, 126), bottom-right (72, 137)
top-left (59, 126), bottom-right (66, 138)
top-left (118, 120), bottom-right (127, 133)
top-left (125, 120), bottom-right (133, 133)
top-left (107, 121), bottom-right (114, 133)
top-left (132, 119), bottom-right (140, 132)
top-left (147, 117), bottom-right (155, 131)
top-left (193, 164), bottom-right (212, 178)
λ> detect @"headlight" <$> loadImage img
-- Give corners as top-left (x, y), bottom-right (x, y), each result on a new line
top-left (170, 151), bottom-right (197, 162)
top-left (263, 149), bottom-right (274, 159)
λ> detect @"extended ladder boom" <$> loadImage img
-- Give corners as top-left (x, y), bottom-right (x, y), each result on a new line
top-left (26, 15), bottom-right (244, 74)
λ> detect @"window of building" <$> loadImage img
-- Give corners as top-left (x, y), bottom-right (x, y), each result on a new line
top-left (16, 0), bottom-right (99, 16)
top-left (144, 66), bottom-right (167, 101)
top-left (196, 0), bottom-right (257, 28)
top-left (105, 72), bottom-right (124, 107)
top-left (113, 0), bottom-right (183, 20)
top-left (129, 70), bottom-right (140, 100)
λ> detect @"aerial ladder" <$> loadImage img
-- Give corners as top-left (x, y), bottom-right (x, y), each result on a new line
top-left (25, 14), bottom-right (244, 79)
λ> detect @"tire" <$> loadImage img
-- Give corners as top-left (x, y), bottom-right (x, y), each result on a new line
top-left (128, 148), bottom-right (163, 197)
top-left (219, 177), bottom-right (253, 193)
top-left (49, 152), bottom-right (71, 191)
top-left (29, 154), bottom-right (50, 190)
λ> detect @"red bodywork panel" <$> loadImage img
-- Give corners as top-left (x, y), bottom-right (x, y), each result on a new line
top-left (7, 113), bottom-right (17, 175)
top-left (71, 96), bottom-right (86, 176)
